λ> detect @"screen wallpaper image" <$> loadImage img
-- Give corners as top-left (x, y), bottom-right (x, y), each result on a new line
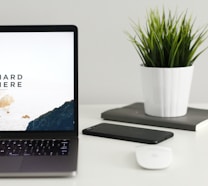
top-left (0, 32), bottom-right (75, 131)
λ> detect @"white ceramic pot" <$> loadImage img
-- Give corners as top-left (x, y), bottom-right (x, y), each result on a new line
top-left (140, 65), bottom-right (194, 117)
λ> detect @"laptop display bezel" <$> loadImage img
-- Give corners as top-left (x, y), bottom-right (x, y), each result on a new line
top-left (0, 25), bottom-right (78, 139)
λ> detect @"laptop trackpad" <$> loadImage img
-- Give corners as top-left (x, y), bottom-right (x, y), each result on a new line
top-left (0, 157), bottom-right (23, 172)
top-left (0, 156), bottom-right (71, 176)
top-left (21, 156), bottom-right (70, 172)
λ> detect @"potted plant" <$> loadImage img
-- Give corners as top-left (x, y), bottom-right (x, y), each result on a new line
top-left (127, 9), bottom-right (208, 117)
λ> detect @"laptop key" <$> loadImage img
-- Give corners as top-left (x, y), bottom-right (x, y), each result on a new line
top-left (0, 149), bottom-right (6, 156)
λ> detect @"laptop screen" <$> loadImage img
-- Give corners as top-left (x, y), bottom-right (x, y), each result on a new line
top-left (0, 26), bottom-right (77, 132)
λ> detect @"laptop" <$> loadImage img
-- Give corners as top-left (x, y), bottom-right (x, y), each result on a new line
top-left (0, 25), bottom-right (78, 177)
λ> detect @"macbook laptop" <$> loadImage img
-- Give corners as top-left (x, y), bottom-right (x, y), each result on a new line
top-left (0, 25), bottom-right (78, 177)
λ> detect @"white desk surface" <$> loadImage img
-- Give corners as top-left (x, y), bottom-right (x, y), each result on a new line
top-left (2, 104), bottom-right (208, 186)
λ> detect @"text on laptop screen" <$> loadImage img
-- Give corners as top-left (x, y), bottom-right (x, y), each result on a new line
top-left (0, 32), bottom-right (75, 131)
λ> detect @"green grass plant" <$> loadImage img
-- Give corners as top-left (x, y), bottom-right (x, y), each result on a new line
top-left (127, 9), bottom-right (208, 67)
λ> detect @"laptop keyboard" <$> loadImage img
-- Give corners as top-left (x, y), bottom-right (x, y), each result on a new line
top-left (0, 139), bottom-right (70, 156)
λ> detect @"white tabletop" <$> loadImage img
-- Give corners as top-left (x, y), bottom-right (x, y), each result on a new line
top-left (2, 104), bottom-right (208, 186)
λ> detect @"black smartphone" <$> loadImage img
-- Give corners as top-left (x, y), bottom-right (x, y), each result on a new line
top-left (82, 123), bottom-right (174, 144)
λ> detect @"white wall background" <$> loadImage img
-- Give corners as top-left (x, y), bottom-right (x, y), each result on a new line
top-left (0, 0), bottom-right (208, 104)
